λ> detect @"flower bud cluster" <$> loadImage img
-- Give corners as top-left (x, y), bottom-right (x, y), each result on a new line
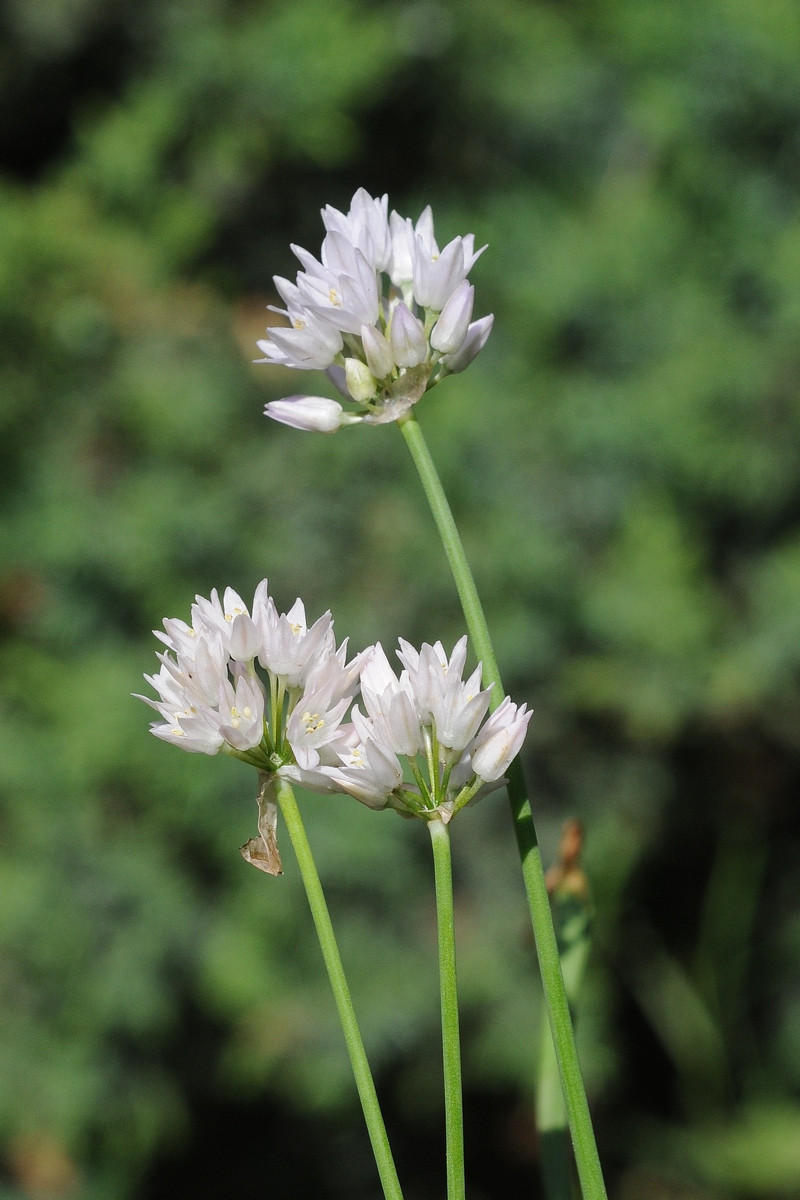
top-left (139, 586), bottom-right (532, 826)
top-left (257, 189), bottom-right (494, 433)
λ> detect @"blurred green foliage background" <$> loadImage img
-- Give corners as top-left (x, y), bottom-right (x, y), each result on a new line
top-left (2, 0), bottom-right (800, 1196)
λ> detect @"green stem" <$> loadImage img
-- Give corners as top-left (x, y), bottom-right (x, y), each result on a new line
top-left (275, 776), bottom-right (403, 1200)
top-left (398, 412), bottom-right (606, 1200)
top-left (269, 672), bottom-right (279, 748)
top-left (410, 757), bottom-right (432, 805)
top-left (537, 887), bottom-right (593, 1200)
top-left (428, 817), bottom-right (465, 1200)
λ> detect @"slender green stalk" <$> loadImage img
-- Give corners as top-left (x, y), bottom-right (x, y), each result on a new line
top-left (428, 817), bottom-right (465, 1200)
top-left (398, 412), bottom-right (607, 1200)
top-left (537, 871), bottom-right (593, 1200)
top-left (274, 776), bottom-right (403, 1200)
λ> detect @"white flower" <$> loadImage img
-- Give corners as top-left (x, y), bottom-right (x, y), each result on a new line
top-left (441, 313), bottom-right (494, 373)
top-left (470, 697), bottom-right (532, 781)
top-left (396, 635), bottom-right (469, 723)
top-left (361, 323), bottom-right (395, 379)
top-left (392, 635), bottom-right (491, 755)
top-left (229, 613), bottom-right (261, 662)
top-left (412, 236), bottom-right (470, 311)
top-left (191, 587), bottom-right (260, 663)
top-left (430, 281), bottom-right (474, 354)
top-left (285, 684), bottom-right (351, 770)
top-left (136, 661), bottom-right (225, 755)
top-left (256, 300), bottom-right (343, 371)
top-left (409, 210), bottom-right (486, 311)
top-left (304, 639), bottom-right (371, 705)
top-left (389, 301), bottom-right (427, 368)
top-left (295, 235), bottom-right (380, 334)
top-left (150, 710), bottom-right (225, 755)
top-left (256, 596), bottom-right (334, 688)
top-left (321, 708), bottom-right (406, 809)
top-left (279, 724), bottom-right (360, 793)
top-left (345, 358), bottom-right (377, 403)
top-left (154, 618), bottom-right (229, 705)
top-left (205, 674), bottom-right (266, 752)
top-left (265, 395), bottom-right (347, 433)
top-left (430, 663), bottom-right (492, 755)
top-left (359, 642), bottom-right (422, 756)
top-left (192, 585), bottom-right (247, 632)
top-left (388, 206), bottom-right (435, 288)
top-left (322, 188), bottom-right (392, 273)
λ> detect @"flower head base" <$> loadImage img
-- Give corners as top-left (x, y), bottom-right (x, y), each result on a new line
top-left (259, 190), bottom-right (493, 432)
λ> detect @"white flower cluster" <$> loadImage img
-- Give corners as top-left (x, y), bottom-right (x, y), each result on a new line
top-left (138, 582), bottom-right (531, 825)
top-left (324, 638), bottom-right (532, 822)
top-left (136, 581), bottom-right (363, 764)
top-left (257, 189), bottom-right (494, 433)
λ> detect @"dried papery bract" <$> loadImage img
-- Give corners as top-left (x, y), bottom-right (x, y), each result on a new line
top-left (240, 773), bottom-right (283, 875)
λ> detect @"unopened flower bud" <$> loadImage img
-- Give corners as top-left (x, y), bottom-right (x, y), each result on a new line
top-left (441, 313), bottom-right (493, 374)
top-left (265, 395), bottom-right (345, 433)
top-left (230, 613), bottom-right (260, 662)
top-left (361, 324), bottom-right (395, 379)
top-left (345, 357), bottom-right (378, 403)
top-left (389, 302), bottom-right (427, 368)
top-left (431, 281), bottom-right (474, 354)
top-left (325, 364), bottom-right (350, 398)
top-left (471, 698), bottom-right (532, 781)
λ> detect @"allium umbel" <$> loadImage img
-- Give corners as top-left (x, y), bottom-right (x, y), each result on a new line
top-left (139, 586), bottom-right (532, 837)
top-left (258, 189), bottom-right (493, 431)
